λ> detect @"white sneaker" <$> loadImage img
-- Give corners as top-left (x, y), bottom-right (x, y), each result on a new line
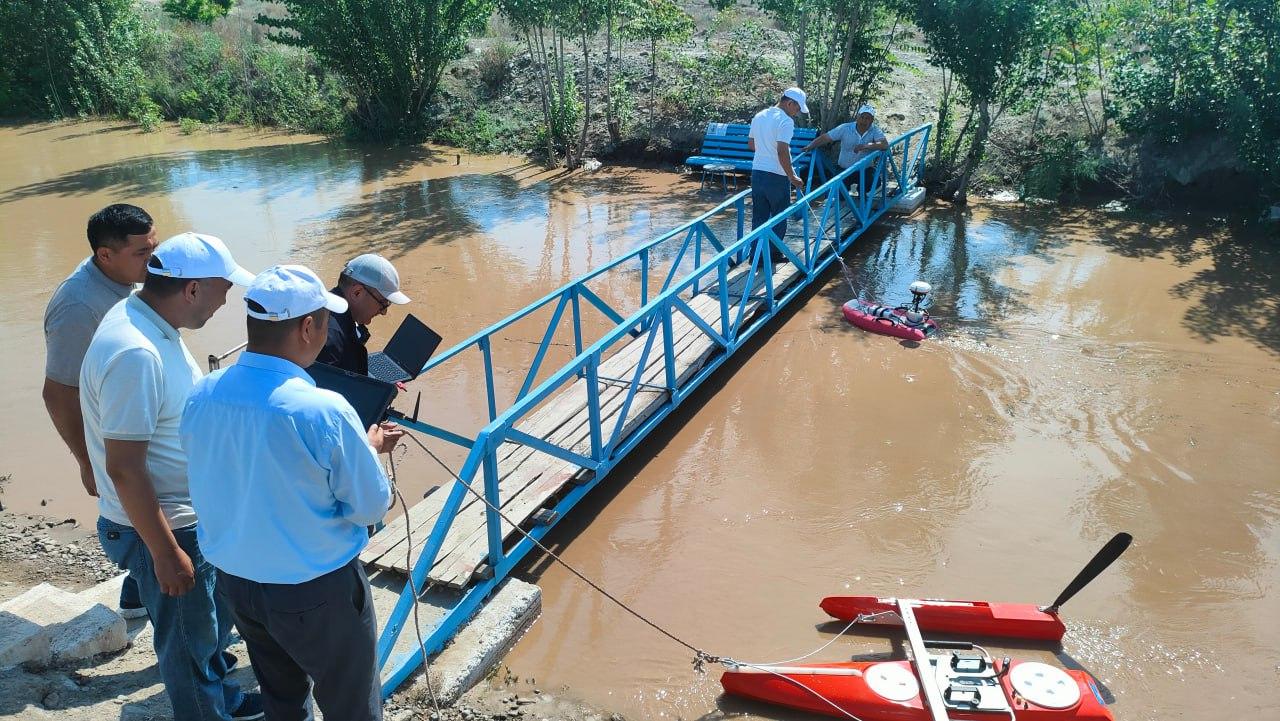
top-left (119, 605), bottom-right (149, 620)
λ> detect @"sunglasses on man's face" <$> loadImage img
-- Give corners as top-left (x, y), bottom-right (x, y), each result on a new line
top-left (363, 284), bottom-right (390, 312)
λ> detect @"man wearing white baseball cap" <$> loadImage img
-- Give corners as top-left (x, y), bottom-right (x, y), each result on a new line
top-left (183, 265), bottom-right (403, 721)
top-left (81, 232), bottom-right (263, 721)
top-left (803, 104), bottom-right (889, 179)
top-left (748, 87), bottom-right (809, 261)
top-left (317, 253), bottom-right (411, 375)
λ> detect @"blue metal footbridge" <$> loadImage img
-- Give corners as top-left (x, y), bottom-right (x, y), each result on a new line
top-left (368, 124), bottom-right (932, 695)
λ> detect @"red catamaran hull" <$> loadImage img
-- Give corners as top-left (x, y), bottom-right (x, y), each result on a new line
top-left (820, 596), bottom-right (1067, 642)
top-left (721, 660), bottom-right (1112, 721)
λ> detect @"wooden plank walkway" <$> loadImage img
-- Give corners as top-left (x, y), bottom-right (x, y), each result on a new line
top-left (363, 253), bottom-right (808, 587)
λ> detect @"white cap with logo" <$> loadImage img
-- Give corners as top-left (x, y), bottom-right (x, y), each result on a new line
top-left (149, 232), bottom-right (255, 286)
top-left (857, 104), bottom-right (876, 118)
top-left (342, 254), bottom-right (411, 305)
top-left (246, 265), bottom-right (349, 321)
top-left (782, 87), bottom-right (810, 114)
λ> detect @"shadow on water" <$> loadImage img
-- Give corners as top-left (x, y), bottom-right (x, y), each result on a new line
top-left (0, 140), bottom-right (446, 205)
top-left (818, 202), bottom-right (1280, 355)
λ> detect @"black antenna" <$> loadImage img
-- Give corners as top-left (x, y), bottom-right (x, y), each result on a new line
top-left (411, 391), bottom-right (421, 423)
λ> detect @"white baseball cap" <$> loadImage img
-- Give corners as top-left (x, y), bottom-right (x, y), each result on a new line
top-left (782, 87), bottom-right (810, 114)
top-left (149, 232), bottom-right (254, 286)
top-left (245, 265), bottom-right (348, 321)
top-left (342, 254), bottom-right (411, 305)
top-left (857, 104), bottom-right (876, 118)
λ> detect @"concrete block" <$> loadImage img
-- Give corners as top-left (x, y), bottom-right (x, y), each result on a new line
top-left (0, 583), bottom-right (127, 668)
top-left (77, 573), bottom-right (127, 610)
top-left (890, 186), bottom-right (926, 214)
top-left (407, 578), bottom-right (542, 704)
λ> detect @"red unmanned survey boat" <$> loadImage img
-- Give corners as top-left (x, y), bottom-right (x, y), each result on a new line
top-left (721, 600), bottom-right (1113, 721)
top-left (819, 533), bottom-right (1133, 643)
top-left (843, 281), bottom-right (938, 341)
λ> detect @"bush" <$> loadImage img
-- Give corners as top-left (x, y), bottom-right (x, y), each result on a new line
top-left (0, 0), bottom-right (149, 118)
top-left (660, 22), bottom-right (786, 124)
top-left (1018, 136), bottom-right (1115, 199)
top-left (434, 105), bottom-right (533, 154)
top-left (477, 41), bottom-right (515, 93)
top-left (178, 117), bottom-right (204, 134)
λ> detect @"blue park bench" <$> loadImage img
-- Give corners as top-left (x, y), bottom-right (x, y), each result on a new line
top-left (685, 122), bottom-right (819, 175)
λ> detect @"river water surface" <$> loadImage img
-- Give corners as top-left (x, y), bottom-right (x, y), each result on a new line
top-left (1, 121), bottom-right (1276, 721)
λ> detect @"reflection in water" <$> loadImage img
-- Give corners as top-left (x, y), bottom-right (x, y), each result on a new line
top-left (503, 203), bottom-right (1279, 721)
top-left (1, 122), bottom-right (1276, 721)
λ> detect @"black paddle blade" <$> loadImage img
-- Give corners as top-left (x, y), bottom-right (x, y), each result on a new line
top-left (1045, 532), bottom-right (1133, 613)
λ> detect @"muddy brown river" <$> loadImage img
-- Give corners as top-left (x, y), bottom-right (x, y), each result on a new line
top-left (1, 121), bottom-right (1276, 721)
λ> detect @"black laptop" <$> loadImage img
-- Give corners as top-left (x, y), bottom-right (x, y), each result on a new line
top-left (367, 313), bottom-right (443, 384)
top-left (306, 362), bottom-right (398, 430)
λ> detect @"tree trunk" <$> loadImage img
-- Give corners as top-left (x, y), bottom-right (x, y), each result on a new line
top-left (576, 30), bottom-right (592, 169)
top-left (649, 37), bottom-right (658, 138)
top-left (795, 8), bottom-right (808, 87)
top-left (604, 2), bottom-right (620, 144)
top-left (529, 30), bottom-right (557, 167)
top-left (943, 99), bottom-right (990, 204)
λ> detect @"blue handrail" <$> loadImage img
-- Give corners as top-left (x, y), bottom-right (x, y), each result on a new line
top-left (375, 124), bottom-right (932, 697)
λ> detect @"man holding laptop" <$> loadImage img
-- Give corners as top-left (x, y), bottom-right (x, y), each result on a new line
top-left (318, 253), bottom-right (410, 376)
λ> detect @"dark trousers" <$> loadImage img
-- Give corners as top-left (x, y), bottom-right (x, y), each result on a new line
top-left (217, 558), bottom-right (381, 721)
top-left (751, 170), bottom-right (793, 255)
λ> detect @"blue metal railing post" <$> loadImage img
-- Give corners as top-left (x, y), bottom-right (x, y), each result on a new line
top-left (480, 338), bottom-right (497, 421)
top-left (482, 438), bottom-right (502, 570)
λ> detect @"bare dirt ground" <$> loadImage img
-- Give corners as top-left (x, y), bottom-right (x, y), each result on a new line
top-left (0, 506), bottom-right (616, 721)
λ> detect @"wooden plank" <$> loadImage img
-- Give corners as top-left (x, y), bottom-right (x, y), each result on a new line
top-left (369, 258), bottom-right (807, 582)
top-left (429, 309), bottom-right (728, 586)
top-left (364, 308), bottom-right (711, 568)
top-left (380, 312), bottom-right (711, 577)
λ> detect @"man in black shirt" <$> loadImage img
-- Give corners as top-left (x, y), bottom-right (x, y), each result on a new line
top-left (316, 254), bottom-right (411, 374)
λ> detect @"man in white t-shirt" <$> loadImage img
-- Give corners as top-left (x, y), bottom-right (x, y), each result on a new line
top-left (748, 87), bottom-right (808, 260)
top-left (803, 104), bottom-right (889, 189)
top-left (81, 232), bottom-right (263, 721)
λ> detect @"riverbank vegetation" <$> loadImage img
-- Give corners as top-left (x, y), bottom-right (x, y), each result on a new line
top-left (0, 0), bottom-right (1275, 215)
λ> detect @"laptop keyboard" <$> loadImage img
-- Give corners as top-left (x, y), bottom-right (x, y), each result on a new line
top-left (368, 353), bottom-right (408, 383)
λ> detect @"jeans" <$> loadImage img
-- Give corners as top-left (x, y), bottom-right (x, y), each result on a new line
top-left (751, 170), bottom-right (793, 257)
top-left (98, 517), bottom-right (243, 721)
top-left (217, 557), bottom-right (381, 721)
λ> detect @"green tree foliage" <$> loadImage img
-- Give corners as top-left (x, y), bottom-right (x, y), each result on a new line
top-left (1113, 0), bottom-right (1279, 205)
top-left (907, 0), bottom-right (1063, 202)
top-left (162, 0), bottom-right (235, 24)
top-left (260, 0), bottom-right (493, 141)
top-left (707, 0), bottom-right (904, 129)
top-left (0, 0), bottom-right (149, 118)
top-left (621, 0), bottom-right (694, 132)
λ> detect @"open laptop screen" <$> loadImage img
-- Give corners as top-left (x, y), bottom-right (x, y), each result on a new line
top-left (382, 314), bottom-right (443, 378)
top-left (305, 362), bottom-right (397, 430)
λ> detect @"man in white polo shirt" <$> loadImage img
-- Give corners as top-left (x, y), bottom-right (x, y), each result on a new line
top-left (184, 265), bottom-right (402, 721)
top-left (803, 104), bottom-right (889, 187)
top-left (81, 232), bottom-right (262, 721)
top-left (748, 86), bottom-right (808, 261)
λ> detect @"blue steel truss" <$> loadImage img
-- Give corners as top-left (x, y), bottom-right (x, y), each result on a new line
top-left (376, 124), bottom-right (931, 696)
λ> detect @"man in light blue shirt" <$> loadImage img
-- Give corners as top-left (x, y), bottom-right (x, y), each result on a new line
top-left (183, 265), bottom-right (403, 721)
